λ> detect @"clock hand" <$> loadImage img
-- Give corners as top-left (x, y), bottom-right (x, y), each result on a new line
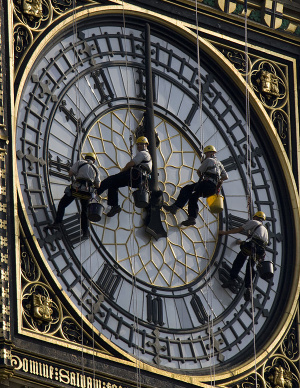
top-left (143, 24), bottom-right (167, 240)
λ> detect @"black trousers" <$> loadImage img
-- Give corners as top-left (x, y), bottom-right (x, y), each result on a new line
top-left (173, 180), bottom-right (216, 218)
top-left (97, 169), bottom-right (141, 207)
top-left (230, 241), bottom-right (266, 288)
top-left (55, 191), bottom-right (90, 234)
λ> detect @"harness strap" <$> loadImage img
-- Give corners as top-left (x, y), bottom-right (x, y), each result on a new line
top-left (249, 223), bottom-right (267, 246)
top-left (77, 161), bottom-right (99, 180)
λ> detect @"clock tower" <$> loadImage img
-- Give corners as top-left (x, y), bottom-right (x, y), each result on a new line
top-left (1, 1), bottom-right (300, 387)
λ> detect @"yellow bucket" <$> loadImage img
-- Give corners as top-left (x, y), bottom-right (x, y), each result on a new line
top-left (207, 194), bottom-right (224, 214)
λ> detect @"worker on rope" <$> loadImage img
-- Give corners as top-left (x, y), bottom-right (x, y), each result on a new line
top-left (51, 152), bottom-right (101, 239)
top-left (163, 145), bottom-right (228, 226)
top-left (97, 136), bottom-right (152, 217)
top-left (219, 211), bottom-right (269, 301)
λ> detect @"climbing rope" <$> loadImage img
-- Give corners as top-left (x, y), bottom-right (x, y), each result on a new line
top-left (121, 3), bottom-right (142, 388)
top-left (194, 2), bottom-right (217, 384)
top-left (71, 2), bottom-right (99, 381)
top-left (244, 0), bottom-right (258, 385)
top-left (70, 0), bottom-right (88, 379)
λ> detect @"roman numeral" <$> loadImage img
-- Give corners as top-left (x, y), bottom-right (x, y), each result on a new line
top-left (185, 103), bottom-right (198, 126)
top-left (218, 261), bottom-right (242, 294)
top-left (96, 263), bottom-right (121, 299)
top-left (146, 294), bottom-right (164, 326)
top-left (48, 153), bottom-right (71, 181)
top-left (220, 155), bottom-right (237, 172)
top-left (90, 69), bottom-right (114, 106)
top-left (227, 213), bottom-right (248, 231)
top-left (136, 68), bottom-right (146, 98)
top-left (59, 100), bottom-right (84, 133)
top-left (190, 294), bottom-right (208, 324)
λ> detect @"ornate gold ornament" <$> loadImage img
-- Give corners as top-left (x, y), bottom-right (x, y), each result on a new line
top-left (22, 0), bottom-right (43, 20)
top-left (22, 283), bottom-right (61, 332)
top-left (219, 43), bottom-right (292, 158)
top-left (267, 365), bottom-right (293, 387)
top-left (256, 69), bottom-right (280, 99)
top-left (251, 60), bottom-right (286, 108)
top-left (32, 294), bottom-right (53, 323)
top-left (264, 357), bottom-right (297, 388)
top-left (20, 234), bottom-right (105, 350)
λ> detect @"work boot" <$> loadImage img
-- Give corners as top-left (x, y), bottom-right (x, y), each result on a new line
top-left (82, 231), bottom-right (90, 240)
top-left (221, 278), bottom-right (236, 288)
top-left (163, 203), bottom-right (179, 214)
top-left (107, 205), bottom-right (121, 217)
top-left (244, 288), bottom-right (252, 301)
top-left (181, 217), bottom-right (196, 226)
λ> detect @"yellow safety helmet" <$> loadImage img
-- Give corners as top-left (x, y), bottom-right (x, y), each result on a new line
top-left (136, 136), bottom-right (149, 145)
top-left (85, 152), bottom-right (96, 161)
top-left (254, 211), bottom-right (266, 221)
top-left (203, 145), bottom-right (217, 153)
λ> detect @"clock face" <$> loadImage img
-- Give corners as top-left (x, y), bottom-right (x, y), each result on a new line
top-left (15, 14), bottom-right (292, 376)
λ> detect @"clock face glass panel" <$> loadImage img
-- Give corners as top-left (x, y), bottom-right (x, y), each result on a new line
top-left (16, 16), bottom-right (287, 373)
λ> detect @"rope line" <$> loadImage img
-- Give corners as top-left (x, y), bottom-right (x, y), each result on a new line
top-left (71, 2), bottom-right (98, 381)
top-left (244, 1), bottom-right (258, 385)
top-left (70, 0), bottom-right (88, 380)
top-left (194, 2), bottom-right (216, 384)
top-left (121, 4), bottom-right (142, 388)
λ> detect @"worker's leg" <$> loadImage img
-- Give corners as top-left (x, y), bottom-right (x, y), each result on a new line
top-left (173, 183), bottom-right (196, 208)
top-left (106, 170), bottom-right (131, 207)
top-left (187, 181), bottom-right (216, 218)
top-left (55, 193), bottom-right (75, 223)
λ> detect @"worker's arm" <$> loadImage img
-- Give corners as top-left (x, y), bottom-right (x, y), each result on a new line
top-left (219, 226), bottom-right (243, 236)
top-left (121, 160), bottom-right (135, 172)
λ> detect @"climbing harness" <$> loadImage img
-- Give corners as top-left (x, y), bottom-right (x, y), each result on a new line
top-left (132, 172), bottom-right (150, 208)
